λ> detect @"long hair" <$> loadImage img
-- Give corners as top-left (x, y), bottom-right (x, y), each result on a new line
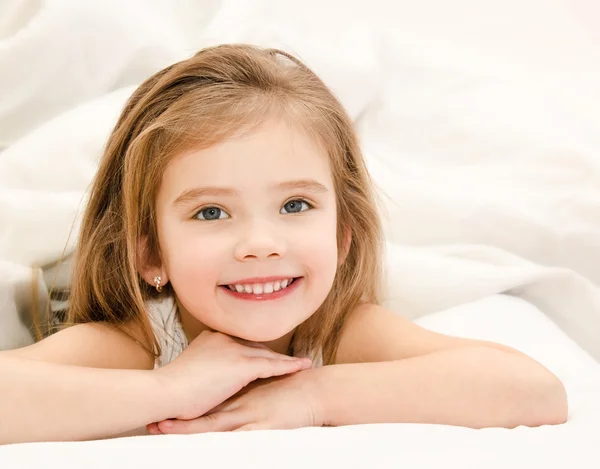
top-left (67, 44), bottom-right (383, 364)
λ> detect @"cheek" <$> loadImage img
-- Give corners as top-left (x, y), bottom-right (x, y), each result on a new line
top-left (296, 214), bottom-right (339, 285)
top-left (162, 227), bottom-right (225, 296)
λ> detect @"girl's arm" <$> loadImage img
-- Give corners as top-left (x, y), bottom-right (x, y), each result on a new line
top-left (0, 324), bottom-right (310, 445)
top-left (0, 355), bottom-right (169, 445)
top-left (145, 303), bottom-right (566, 435)
top-left (321, 304), bottom-right (567, 429)
top-left (314, 346), bottom-right (566, 429)
top-left (0, 323), bottom-right (166, 445)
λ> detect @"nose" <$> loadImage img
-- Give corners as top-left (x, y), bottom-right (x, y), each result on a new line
top-left (234, 220), bottom-right (286, 262)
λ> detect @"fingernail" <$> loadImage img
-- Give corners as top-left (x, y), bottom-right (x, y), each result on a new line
top-left (162, 420), bottom-right (174, 429)
top-left (149, 424), bottom-right (162, 435)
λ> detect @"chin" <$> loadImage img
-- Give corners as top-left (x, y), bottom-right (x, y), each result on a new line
top-left (231, 329), bottom-right (288, 343)
top-left (225, 322), bottom-right (297, 343)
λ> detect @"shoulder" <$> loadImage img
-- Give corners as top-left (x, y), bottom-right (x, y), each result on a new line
top-left (334, 303), bottom-right (401, 364)
top-left (2, 321), bottom-right (155, 370)
top-left (334, 303), bottom-right (523, 365)
top-left (333, 303), bottom-right (462, 365)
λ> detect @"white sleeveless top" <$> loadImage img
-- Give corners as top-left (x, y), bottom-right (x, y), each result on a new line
top-left (146, 295), bottom-right (323, 369)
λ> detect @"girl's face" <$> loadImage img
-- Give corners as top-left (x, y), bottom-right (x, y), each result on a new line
top-left (153, 118), bottom-right (339, 343)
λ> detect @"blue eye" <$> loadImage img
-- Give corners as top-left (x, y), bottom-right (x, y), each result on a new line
top-left (280, 199), bottom-right (312, 214)
top-left (193, 207), bottom-right (230, 220)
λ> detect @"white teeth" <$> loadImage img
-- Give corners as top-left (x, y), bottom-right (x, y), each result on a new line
top-left (227, 278), bottom-right (297, 295)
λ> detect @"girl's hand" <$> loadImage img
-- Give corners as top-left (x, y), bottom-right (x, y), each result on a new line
top-left (148, 368), bottom-right (325, 434)
top-left (153, 331), bottom-right (312, 422)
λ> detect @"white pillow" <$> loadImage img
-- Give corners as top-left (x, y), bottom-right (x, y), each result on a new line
top-left (0, 86), bottom-right (135, 267)
top-left (414, 294), bottom-right (600, 390)
top-left (0, 0), bottom-right (188, 149)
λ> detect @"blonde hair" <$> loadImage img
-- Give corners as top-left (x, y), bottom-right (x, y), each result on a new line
top-left (67, 44), bottom-right (383, 364)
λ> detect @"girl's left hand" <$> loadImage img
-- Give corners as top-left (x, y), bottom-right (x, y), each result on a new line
top-left (147, 369), bottom-right (325, 434)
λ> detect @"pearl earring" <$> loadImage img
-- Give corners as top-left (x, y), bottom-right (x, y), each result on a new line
top-left (153, 275), bottom-right (163, 293)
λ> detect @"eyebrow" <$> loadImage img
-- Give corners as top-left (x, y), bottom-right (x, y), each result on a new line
top-left (275, 179), bottom-right (329, 194)
top-left (173, 187), bottom-right (237, 206)
top-left (173, 179), bottom-right (329, 206)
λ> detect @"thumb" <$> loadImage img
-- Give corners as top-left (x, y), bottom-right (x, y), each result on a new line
top-left (251, 357), bottom-right (312, 380)
top-left (158, 411), bottom-right (249, 434)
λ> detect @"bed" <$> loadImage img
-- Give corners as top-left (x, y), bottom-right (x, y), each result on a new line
top-left (2, 295), bottom-right (600, 467)
top-left (0, 0), bottom-right (599, 467)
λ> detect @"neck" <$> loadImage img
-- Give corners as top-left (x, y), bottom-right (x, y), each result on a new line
top-left (176, 298), bottom-right (296, 355)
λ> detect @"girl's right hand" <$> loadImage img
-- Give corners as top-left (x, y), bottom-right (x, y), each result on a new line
top-left (153, 330), bottom-right (311, 421)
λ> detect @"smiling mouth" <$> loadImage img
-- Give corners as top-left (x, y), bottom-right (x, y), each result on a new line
top-left (218, 277), bottom-right (302, 301)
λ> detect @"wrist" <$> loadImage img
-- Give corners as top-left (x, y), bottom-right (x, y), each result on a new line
top-left (303, 365), bottom-right (337, 427)
top-left (146, 369), bottom-right (180, 422)
top-left (309, 363), bottom-right (370, 427)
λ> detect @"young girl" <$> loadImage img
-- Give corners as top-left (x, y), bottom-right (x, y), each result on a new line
top-left (0, 44), bottom-right (567, 445)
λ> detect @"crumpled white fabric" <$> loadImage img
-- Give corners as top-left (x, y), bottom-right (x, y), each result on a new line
top-left (0, 0), bottom-right (599, 365)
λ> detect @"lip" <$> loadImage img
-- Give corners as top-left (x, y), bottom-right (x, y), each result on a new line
top-left (220, 276), bottom-right (297, 285)
top-left (219, 277), bottom-right (303, 302)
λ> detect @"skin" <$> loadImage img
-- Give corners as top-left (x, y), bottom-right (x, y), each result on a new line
top-left (146, 117), bottom-right (339, 350)
top-left (141, 117), bottom-right (568, 434)
top-left (0, 117), bottom-right (568, 445)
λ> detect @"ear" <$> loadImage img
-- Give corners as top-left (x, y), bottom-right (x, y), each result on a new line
top-left (338, 227), bottom-right (352, 265)
top-left (137, 235), bottom-right (169, 288)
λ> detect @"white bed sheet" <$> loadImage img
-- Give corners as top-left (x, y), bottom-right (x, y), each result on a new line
top-left (2, 0), bottom-right (600, 362)
top-left (0, 2), bottom-right (599, 466)
top-left (2, 294), bottom-right (599, 469)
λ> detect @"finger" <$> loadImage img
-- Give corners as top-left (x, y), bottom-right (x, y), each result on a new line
top-left (251, 356), bottom-right (312, 379)
top-left (233, 423), bottom-right (270, 432)
top-left (206, 398), bottom-right (241, 415)
top-left (242, 345), bottom-right (303, 361)
top-left (158, 411), bottom-right (250, 434)
top-left (146, 422), bottom-right (163, 435)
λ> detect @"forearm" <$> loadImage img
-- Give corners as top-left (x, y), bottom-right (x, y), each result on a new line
top-left (316, 347), bottom-right (567, 429)
top-left (0, 356), bottom-right (171, 445)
